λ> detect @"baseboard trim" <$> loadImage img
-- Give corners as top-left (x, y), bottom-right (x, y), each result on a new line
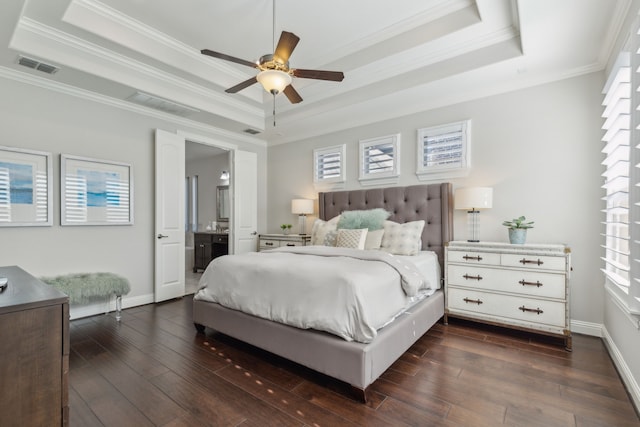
top-left (69, 293), bottom-right (154, 320)
top-left (570, 319), bottom-right (602, 337)
top-left (602, 325), bottom-right (640, 414)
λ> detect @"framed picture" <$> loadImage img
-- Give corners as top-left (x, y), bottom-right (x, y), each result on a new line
top-left (0, 145), bottom-right (52, 227)
top-left (61, 154), bottom-right (133, 226)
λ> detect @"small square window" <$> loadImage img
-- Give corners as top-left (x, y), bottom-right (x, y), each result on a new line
top-left (359, 133), bottom-right (400, 186)
top-left (416, 120), bottom-right (470, 180)
top-left (314, 144), bottom-right (345, 189)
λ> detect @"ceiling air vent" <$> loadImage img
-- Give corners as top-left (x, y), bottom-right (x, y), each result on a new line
top-left (243, 128), bottom-right (260, 135)
top-left (17, 55), bottom-right (59, 74)
top-left (127, 92), bottom-right (200, 117)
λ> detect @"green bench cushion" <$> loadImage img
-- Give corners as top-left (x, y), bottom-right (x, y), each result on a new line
top-left (41, 272), bottom-right (130, 304)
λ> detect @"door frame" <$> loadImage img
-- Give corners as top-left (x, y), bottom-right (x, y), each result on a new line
top-left (179, 131), bottom-right (238, 253)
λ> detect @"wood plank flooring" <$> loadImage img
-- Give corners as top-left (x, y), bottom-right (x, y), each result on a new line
top-left (68, 295), bottom-right (640, 426)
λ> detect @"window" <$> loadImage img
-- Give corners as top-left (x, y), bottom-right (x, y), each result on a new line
top-left (359, 133), bottom-right (400, 186)
top-left (184, 176), bottom-right (198, 232)
top-left (416, 120), bottom-right (470, 180)
top-left (313, 144), bottom-right (345, 188)
top-left (602, 18), bottom-right (640, 316)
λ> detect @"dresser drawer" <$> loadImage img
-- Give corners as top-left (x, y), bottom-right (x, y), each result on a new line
top-left (448, 288), bottom-right (565, 328)
top-left (501, 253), bottom-right (566, 271)
top-left (260, 239), bottom-right (280, 249)
top-left (447, 265), bottom-right (565, 299)
top-left (447, 250), bottom-right (500, 265)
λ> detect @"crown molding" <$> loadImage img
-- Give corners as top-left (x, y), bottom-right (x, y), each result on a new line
top-left (11, 17), bottom-right (266, 129)
top-left (0, 65), bottom-right (266, 147)
top-left (63, 0), bottom-right (263, 103)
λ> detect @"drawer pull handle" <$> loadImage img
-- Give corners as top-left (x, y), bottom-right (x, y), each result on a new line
top-left (463, 297), bottom-right (483, 305)
top-left (286, 243), bottom-right (295, 246)
top-left (519, 306), bottom-right (543, 315)
top-left (463, 274), bottom-right (483, 281)
top-left (519, 279), bottom-right (543, 287)
top-left (520, 258), bottom-right (544, 266)
top-left (265, 242), bottom-right (274, 246)
top-left (463, 255), bottom-right (483, 261)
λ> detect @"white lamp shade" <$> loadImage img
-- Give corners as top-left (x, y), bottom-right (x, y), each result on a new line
top-left (291, 199), bottom-right (314, 215)
top-left (455, 187), bottom-right (493, 210)
top-left (257, 70), bottom-right (292, 94)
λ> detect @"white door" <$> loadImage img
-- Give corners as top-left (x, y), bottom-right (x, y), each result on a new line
top-left (232, 150), bottom-right (258, 254)
top-left (154, 129), bottom-right (185, 302)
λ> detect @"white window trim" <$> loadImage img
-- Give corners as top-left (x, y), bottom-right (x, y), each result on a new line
top-left (602, 15), bottom-right (640, 319)
top-left (416, 120), bottom-right (470, 181)
top-left (358, 133), bottom-right (400, 187)
top-left (313, 144), bottom-right (346, 191)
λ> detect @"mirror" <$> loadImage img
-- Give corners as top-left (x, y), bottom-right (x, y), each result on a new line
top-left (216, 185), bottom-right (229, 222)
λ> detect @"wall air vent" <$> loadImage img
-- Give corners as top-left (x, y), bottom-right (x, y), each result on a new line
top-left (127, 91), bottom-right (200, 117)
top-left (17, 55), bottom-right (59, 74)
top-left (243, 128), bottom-right (261, 135)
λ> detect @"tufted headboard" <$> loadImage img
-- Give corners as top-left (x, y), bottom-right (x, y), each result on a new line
top-left (318, 183), bottom-right (453, 272)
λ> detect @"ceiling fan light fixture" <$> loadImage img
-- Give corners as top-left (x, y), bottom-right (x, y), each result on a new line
top-left (256, 69), bottom-right (291, 94)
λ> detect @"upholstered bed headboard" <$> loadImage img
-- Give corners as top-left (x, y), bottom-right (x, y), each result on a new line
top-left (318, 183), bottom-right (453, 272)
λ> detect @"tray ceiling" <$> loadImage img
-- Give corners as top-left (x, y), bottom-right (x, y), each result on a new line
top-left (0, 0), bottom-right (629, 144)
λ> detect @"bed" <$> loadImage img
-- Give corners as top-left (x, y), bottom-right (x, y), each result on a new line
top-left (193, 183), bottom-right (453, 401)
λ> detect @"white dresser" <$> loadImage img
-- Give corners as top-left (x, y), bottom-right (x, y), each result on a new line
top-left (258, 234), bottom-right (311, 251)
top-left (445, 241), bottom-right (572, 350)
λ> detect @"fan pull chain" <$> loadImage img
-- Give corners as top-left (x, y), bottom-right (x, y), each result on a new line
top-left (273, 92), bottom-right (276, 126)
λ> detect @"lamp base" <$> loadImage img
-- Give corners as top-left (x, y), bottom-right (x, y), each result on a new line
top-left (298, 214), bottom-right (307, 235)
top-left (467, 209), bottom-right (480, 242)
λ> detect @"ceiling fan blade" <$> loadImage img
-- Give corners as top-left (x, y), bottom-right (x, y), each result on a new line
top-left (292, 69), bottom-right (344, 82)
top-left (201, 49), bottom-right (257, 69)
top-left (283, 85), bottom-right (303, 104)
top-left (225, 76), bottom-right (258, 93)
top-left (274, 31), bottom-right (300, 63)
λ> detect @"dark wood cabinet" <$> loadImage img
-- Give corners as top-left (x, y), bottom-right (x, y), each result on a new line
top-left (194, 232), bottom-right (228, 272)
top-left (0, 266), bottom-right (69, 427)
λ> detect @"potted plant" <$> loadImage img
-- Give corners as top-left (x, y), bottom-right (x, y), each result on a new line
top-left (502, 216), bottom-right (534, 244)
top-left (280, 224), bottom-right (292, 235)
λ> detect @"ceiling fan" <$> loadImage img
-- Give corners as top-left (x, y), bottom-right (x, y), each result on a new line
top-left (201, 30), bottom-right (344, 104)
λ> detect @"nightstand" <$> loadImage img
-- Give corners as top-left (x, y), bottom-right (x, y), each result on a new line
top-left (444, 241), bottom-right (572, 350)
top-left (258, 234), bottom-right (311, 251)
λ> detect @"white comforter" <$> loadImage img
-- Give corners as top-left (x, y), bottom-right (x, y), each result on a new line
top-left (194, 246), bottom-right (439, 343)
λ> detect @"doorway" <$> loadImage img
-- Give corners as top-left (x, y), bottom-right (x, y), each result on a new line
top-left (185, 141), bottom-right (230, 294)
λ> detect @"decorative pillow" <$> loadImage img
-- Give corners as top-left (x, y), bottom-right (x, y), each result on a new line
top-left (380, 220), bottom-right (425, 255)
top-left (336, 228), bottom-right (368, 249)
top-left (310, 215), bottom-right (340, 246)
top-left (364, 229), bottom-right (385, 250)
top-left (337, 208), bottom-right (391, 231)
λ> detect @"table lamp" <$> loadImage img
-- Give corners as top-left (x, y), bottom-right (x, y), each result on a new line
top-left (454, 187), bottom-right (493, 242)
top-left (291, 199), bottom-right (314, 235)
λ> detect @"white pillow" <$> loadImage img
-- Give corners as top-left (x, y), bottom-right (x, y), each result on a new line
top-left (310, 215), bottom-right (340, 246)
top-left (336, 228), bottom-right (368, 249)
top-left (380, 220), bottom-right (425, 255)
top-left (364, 229), bottom-right (385, 250)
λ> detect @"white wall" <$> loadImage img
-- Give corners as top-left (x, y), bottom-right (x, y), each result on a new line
top-left (0, 76), bottom-right (267, 315)
top-left (267, 72), bottom-right (604, 328)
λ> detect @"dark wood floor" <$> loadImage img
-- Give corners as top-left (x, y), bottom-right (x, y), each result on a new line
top-left (69, 295), bottom-right (640, 426)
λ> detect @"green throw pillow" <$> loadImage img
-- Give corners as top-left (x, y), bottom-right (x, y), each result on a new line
top-left (337, 208), bottom-right (391, 231)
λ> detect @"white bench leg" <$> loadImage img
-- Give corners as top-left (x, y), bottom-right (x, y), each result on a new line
top-left (115, 295), bottom-right (122, 321)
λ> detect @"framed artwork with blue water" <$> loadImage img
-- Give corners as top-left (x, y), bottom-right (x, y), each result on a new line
top-left (0, 145), bottom-right (52, 227)
top-left (61, 154), bottom-right (133, 226)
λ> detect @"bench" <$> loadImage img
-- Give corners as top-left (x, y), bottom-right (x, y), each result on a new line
top-left (40, 272), bottom-right (130, 321)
